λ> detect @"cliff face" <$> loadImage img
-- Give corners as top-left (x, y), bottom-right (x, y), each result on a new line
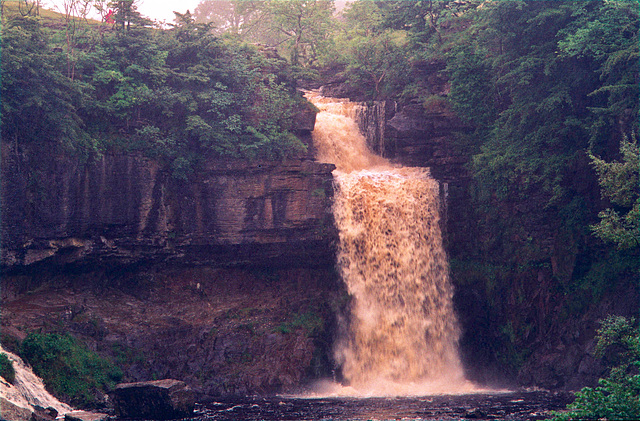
top-left (1, 144), bottom-right (336, 270)
top-left (2, 265), bottom-right (343, 398)
top-left (1, 115), bottom-right (344, 398)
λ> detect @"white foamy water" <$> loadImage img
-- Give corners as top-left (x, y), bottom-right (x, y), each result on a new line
top-left (305, 92), bottom-right (477, 397)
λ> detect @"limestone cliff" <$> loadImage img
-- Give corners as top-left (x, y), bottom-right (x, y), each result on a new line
top-left (1, 144), bottom-right (336, 270)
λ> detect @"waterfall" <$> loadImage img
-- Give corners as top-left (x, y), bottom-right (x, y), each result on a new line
top-left (307, 93), bottom-right (474, 396)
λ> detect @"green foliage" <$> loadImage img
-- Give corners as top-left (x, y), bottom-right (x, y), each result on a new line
top-left (193, 0), bottom-right (259, 35)
top-left (19, 332), bottom-right (123, 408)
top-left (318, 1), bottom-right (412, 99)
top-left (566, 248), bottom-right (639, 315)
top-left (264, 0), bottom-right (334, 67)
top-left (1, 4), bottom-right (311, 179)
top-left (590, 136), bottom-right (640, 249)
top-left (557, 0), bottom-right (639, 147)
top-left (0, 15), bottom-right (94, 156)
top-left (595, 316), bottom-right (639, 367)
top-left (0, 354), bottom-right (16, 384)
top-left (194, 0), bottom-right (334, 69)
top-left (108, 0), bottom-right (152, 32)
top-left (274, 311), bottom-right (324, 337)
top-left (445, 1), bottom-right (601, 206)
top-left (550, 316), bottom-right (640, 421)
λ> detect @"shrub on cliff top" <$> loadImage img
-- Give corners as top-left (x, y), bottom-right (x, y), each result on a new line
top-left (19, 332), bottom-right (123, 408)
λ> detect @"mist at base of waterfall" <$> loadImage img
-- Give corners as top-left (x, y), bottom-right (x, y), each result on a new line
top-left (292, 378), bottom-right (502, 399)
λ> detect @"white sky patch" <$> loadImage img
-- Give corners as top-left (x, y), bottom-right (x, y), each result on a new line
top-left (43, 0), bottom-right (201, 24)
top-left (136, 0), bottom-right (201, 24)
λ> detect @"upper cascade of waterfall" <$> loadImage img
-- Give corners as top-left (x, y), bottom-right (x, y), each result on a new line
top-left (306, 92), bottom-right (389, 173)
top-left (305, 92), bottom-right (479, 397)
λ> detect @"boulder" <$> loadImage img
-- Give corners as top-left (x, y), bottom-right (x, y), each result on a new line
top-left (110, 379), bottom-right (195, 420)
top-left (63, 411), bottom-right (109, 421)
top-left (31, 406), bottom-right (58, 421)
top-left (292, 104), bottom-right (317, 133)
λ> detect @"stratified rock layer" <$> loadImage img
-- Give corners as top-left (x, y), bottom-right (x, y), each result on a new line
top-left (1, 144), bottom-right (336, 270)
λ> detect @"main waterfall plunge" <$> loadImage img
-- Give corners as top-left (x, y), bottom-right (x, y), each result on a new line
top-left (307, 93), bottom-right (475, 396)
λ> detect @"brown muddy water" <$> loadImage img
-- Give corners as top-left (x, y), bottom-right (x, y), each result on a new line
top-left (191, 390), bottom-right (573, 421)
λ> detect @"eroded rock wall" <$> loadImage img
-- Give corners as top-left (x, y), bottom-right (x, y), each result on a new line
top-left (1, 143), bottom-right (336, 271)
top-left (1, 266), bottom-right (343, 397)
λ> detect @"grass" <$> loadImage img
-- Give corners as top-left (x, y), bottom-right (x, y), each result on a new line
top-left (19, 332), bottom-right (123, 408)
top-left (2, 1), bottom-right (102, 27)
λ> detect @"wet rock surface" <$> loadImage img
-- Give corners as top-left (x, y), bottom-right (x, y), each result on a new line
top-left (111, 379), bottom-right (194, 419)
top-left (1, 266), bottom-right (343, 397)
top-left (191, 391), bottom-right (573, 421)
top-left (64, 411), bottom-right (109, 421)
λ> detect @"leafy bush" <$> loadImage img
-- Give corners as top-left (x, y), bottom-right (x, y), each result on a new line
top-left (550, 316), bottom-right (640, 420)
top-left (0, 353), bottom-right (16, 384)
top-left (19, 333), bottom-right (123, 408)
top-left (590, 136), bottom-right (640, 250)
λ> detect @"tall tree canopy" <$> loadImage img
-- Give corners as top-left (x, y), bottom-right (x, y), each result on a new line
top-left (193, 0), bottom-right (334, 68)
top-left (1, 1), bottom-right (308, 178)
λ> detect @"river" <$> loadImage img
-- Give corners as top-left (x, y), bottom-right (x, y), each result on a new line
top-left (194, 390), bottom-right (572, 420)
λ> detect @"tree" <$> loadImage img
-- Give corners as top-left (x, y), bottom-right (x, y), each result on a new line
top-left (378, 0), bottom-right (478, 45)
top-left (262, 0), bottom-right (334, 67)
top-left (193, 0), bottom-right (264, 36)
top-left (557, 0), bottom-right (639, 152)
top-left (343, 29), bottom-right (408, 98)
top-left (319, 0), bottom-right (410, 99)
top-left (340, 0), bottom-right (383, 37)
top-left (0, 16), bottom-right (89, 153)
top-left (56, 0), bottom-right (86, 80)
top-left (590, 136), bottom-right (640, 249)
top-left (108, 0), bottom-right (151, 32)
top-left (1, 0), bottom-right (315, 177)
top-left (17, 0), bottom-right (41, 16)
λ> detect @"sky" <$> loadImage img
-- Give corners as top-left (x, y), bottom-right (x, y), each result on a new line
top-left (44, 0), bottom-right (203, 24)
top-left (136, 0), bottom-right (202, 23)
top-left (45, 0), bottom-right (349, 24)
